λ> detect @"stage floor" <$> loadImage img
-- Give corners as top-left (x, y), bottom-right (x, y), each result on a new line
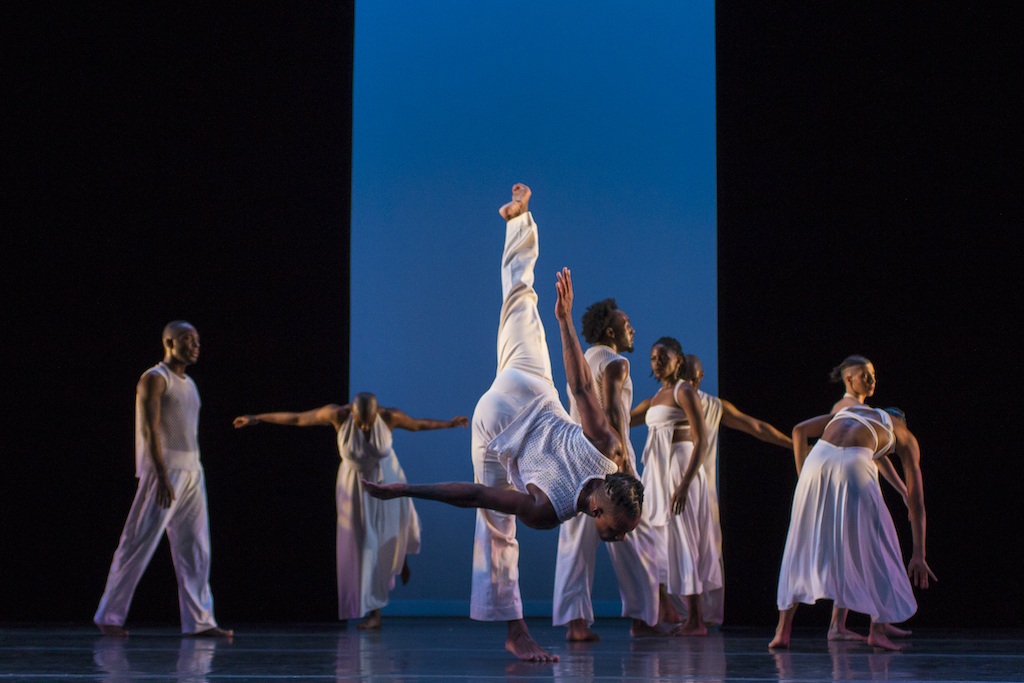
top-left (2, 619), bottom-right (1022, 681)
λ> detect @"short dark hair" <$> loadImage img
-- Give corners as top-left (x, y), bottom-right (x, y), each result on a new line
top-left (829, 355), bottom-right (871, 383)
top-left (604, 471), bottom-right (643, 520)
top-left (581, 298), bottom-right (619, 344)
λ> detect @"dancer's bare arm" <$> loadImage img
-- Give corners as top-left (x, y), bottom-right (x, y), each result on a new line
top-left (233, 404), bottom-right (348, 429)
top-left (554, 268), bottom-right (623, 465)
top-left (671, 381), bottom-right (708, 515)
top-left (362, 480), bottom-right (560, 530)
top-left (892, 422), bottom-right (936, 588)
top-left (138, 370), bottom-right (175, 508)
top-left (875, 455), bottom-right (909, 504)
top-left (720, 399), bottom-right (793, 448)
top-left (792, 414), bottom-right (831, 475)
top-left (601, 359), bottom-right (635, 476)
top-left (381, 407), bottom-right (470, 432)
top-left (630, 397), bottom-right (652, 427)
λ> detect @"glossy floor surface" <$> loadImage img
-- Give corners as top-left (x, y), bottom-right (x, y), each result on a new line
top-left (1, 620), bottom-right (1021, 681)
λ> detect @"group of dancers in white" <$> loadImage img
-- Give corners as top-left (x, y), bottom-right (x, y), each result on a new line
top-left (93, 184), bottom-right (934, 660)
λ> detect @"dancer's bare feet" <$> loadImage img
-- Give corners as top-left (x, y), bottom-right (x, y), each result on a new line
top-left (96, 623), bottom-right (129, 637)
top-left (867, 623), bottom-right (902, 651)
top-left (499, 184), bottom-right (531, 221)
top-left (672, 619), bottom-right (708, 637)
top-left (506, 619), bottom-right (558, 662)
top-left (630, 620), bottom-right (673, 638)
top-left (357, 610), bottom-right (382, 631)
top-left (658, 585), bottom-right (683, 624)
top-left (769, 608), bottom-right (796, 649)
top-left (400, 559), bottom-right (412, 586)
top-left (828, 624), bottom-right (868, 642)
top-left (880, 623), bottom-right (911, 638)
top-left (193, 627), bottom-right (233, 638)
top-left (565, 618), bottom-right (600, 642)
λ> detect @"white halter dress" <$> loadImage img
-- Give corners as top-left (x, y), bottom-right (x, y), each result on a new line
top-left (776, 406), bottom-right (917, 623)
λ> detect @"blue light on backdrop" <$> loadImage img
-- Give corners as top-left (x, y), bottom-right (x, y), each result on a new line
top-left (352, 0), bottom-right (716, 615)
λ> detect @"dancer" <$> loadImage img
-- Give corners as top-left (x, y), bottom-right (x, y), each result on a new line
top-left (769, 406), bottom-right (936, 651)
top-left (233, 394), bottom-right (467, 630)
top-left (679, 354), bottom-right (792, 626)
top-left (826, 355), bottom-right (910, 642)
top-left (364, 184), bottom-right (644, 662)
top-left (631, 338), bottom-right (721, 636)
top-left (94, 321), bottom-right (232, 638)
top-left (552, 299), bottom-right (663, 641)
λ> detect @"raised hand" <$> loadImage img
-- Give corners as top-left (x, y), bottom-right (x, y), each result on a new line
top-left (555, 267), bottom-right (574, 323)
top-left (232, 415), bottom-right (258, 428)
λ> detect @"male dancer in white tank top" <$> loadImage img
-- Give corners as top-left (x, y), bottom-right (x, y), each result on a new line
top-left (364, 184), bottom-right (644, 662)
top-left (553, 299), bottom-right (664, 641)
top-left (94, 321), bottom-right (231, 637)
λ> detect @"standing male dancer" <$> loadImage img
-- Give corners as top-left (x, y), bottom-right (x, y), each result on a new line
top-left (552, 299), bottom-right (663, 641)
top-left (364, 184), bottom-right (644, 662)
top-left (682, 354), bottom-right (792, 625)
top-left (95, 321), bottom-right (231, 637)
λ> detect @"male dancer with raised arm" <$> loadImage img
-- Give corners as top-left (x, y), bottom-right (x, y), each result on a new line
top-left (95, 321), bottom-right (231, 638)
top-left (552, 299), bottom-right (663, 641)
top-left (364, 184), bottom-right (644, 662)
top-left (233, 393), bottom-right (467, 630)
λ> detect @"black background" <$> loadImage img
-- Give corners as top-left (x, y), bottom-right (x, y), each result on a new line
top-left (3, 2), bottom-right (1019, 628)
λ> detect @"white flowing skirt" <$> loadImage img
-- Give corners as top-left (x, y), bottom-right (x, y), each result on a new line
top-left (776, 440), bottom-right (916, 623)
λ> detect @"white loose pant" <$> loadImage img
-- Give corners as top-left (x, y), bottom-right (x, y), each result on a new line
top-left (470, 211), bottom-right (559, 622)
top-left (94, 469), bottom-right (218, 633)
top-left (552, 510), bottom-right (660, 627)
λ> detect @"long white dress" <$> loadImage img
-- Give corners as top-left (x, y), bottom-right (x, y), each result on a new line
top-left (336, 414), bottom-right (421, 619)
top-left (641, 381), bottom-right (723, 598)
top-left (776, 407), bottom-right (916, 623)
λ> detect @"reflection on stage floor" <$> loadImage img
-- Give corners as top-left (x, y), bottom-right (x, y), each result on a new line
top-left (2, 619), bottom-right (1021, 681)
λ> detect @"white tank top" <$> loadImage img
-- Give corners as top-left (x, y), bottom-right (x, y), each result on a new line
top-left (135, 362), bottom-right (201, 476)
top-left (567, 345), bottom-right (636, 468)
top-left (487, 394), bottom-right (618, 522)
top-left (826, 406), bottom-right (896, 459)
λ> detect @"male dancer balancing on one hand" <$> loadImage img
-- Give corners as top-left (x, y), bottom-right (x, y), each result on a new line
top-left (364, 184), bottom-right (644, 662)
top-left (553, 299), bottom-right (665, 641)
top-left (233, 394), bottom-right (468, 631)
top-left (94, 321), bottom-right (232, 638)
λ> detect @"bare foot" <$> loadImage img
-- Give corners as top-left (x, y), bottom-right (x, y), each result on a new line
top-left (356, 610), bottom-right (382, 631)
top-left (881, 623), bottom-right (911, 638)
top-left (867, 629), bottom-right (902, 651)
top-left (400, 560), bottom-right (411, 586)
top-left (768, 632), bottom-right (790, 649)
top-left (506, 619), bottom-right (558, 662)
top-left (96, 623), bottom-right (129, 637)
top-left (828, 624), bottom-right (868, 642)
top-left (499, 184), bottom-right (531, 221)
top-left (630, 620), bottom-right (673, 638)
top-left (193, 627), bottom-right (233, 638)
top-left (672, 620), bottom-right (708, 637)
top-left (565, 619), bottom-right (600, 642)
top-left (659, 585), bottom-right (683, 624)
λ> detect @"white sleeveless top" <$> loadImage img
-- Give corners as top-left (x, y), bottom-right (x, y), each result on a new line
top-left (336, 413), bottom-right (395, 479)
top-left (826, 406), bottom-right (896, 459)
top-left (567, 345), bottom-right (636, 468)
top-left (135, 362), bottom-right (201, 476)
top-left (487, 394), bottom-right (618, 522)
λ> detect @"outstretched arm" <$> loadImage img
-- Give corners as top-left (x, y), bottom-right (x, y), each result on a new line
top-left (720, 399), bottom-right (793, 449)
top-left (381, 407), bottom-right (469, 432)
top-left (362, 480), bottom-right (560, 530)
top-left (554, 268), bottom-right (622, 465)
top-left (233, 404), bottom-right (347, 429)
top-left (791, 414), bottom-right (832, 475)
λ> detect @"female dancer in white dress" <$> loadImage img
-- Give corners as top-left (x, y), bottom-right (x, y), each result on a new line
top-left (233, 394), bottom-right (467, 629)
top-left (826, 355), bottom-right (911, 642)
top-left (769, 405), bottom-right (935, 651)
top-left (632, 337), bottom-right (722, 636)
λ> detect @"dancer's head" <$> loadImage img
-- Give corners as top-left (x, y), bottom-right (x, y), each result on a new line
top-left (351, 392), bottom-right (379, 429)
top-left (829, 355), bottom-right (875, 398)
top-left (162, 321), bottom-right (199, 366)
top-left (591, 472), bottom-right (644, 542)
top-left (581, 298), bottom-right (634, 353)
top-left (682, 354), bottom-right (704, 389)
top-left (650, 337), bottom-right (685, 382)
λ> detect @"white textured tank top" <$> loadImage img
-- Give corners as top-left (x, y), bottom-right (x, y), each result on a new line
top-left (487, 394), bottom-right (618, 522)
top-left (826, 406), bottom-right (896, 459)
top-left (567, 345), bottom-right (635, 467)
top-left (135, 362), bottom-right (201, 476)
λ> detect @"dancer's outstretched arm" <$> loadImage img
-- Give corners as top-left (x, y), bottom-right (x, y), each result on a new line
top-left (233, 404), bottom-right (347, 429)
top-left (554, 267), bottom-right (623, 466)
top-left (363, 480), bottom-right (560, 530)
top-left (383, 408), bottom-right (469, 432)
top-left (720, 400), bottom-right (793, 449)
